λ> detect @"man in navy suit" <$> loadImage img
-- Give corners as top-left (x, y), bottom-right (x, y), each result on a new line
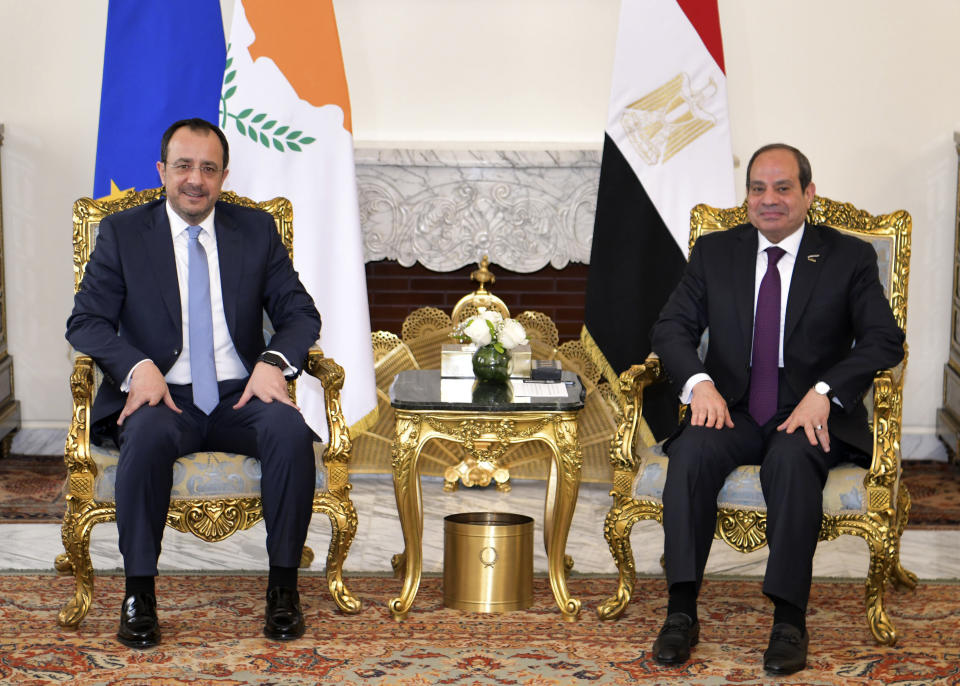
top-left (67, 118), bottom-right (321, 647)
top-left (648, 144), bottom-right (905, 674)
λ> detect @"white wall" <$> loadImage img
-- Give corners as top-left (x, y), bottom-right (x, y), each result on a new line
top-left (0, 0), bottom-right (957, 436)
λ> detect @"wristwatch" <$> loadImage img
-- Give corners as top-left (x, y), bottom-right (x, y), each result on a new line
top-left (257, 351), bottom-right (287, 370)
top-left (814, 381), bottom-right (832, 397)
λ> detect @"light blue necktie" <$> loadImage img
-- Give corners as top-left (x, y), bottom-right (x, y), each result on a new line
top-left (187, 226), bottom-right (219, 414)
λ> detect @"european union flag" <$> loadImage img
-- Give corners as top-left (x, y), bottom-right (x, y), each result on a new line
top-left (93, 0), bottom-right (225, 198)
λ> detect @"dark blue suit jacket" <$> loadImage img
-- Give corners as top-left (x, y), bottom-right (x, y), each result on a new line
top-left (651, 222), bottom-right (905, 455)
top-left (66, 198), bottom-right (322, 426)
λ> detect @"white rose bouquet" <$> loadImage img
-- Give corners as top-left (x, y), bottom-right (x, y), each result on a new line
top-left (454, 309), bottom-right (528, 353)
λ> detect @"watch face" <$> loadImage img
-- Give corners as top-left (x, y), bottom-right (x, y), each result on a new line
top-left (815, 382), bottom-right (830, 395)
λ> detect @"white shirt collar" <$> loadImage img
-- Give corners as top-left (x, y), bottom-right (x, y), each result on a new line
top-left (165, 202), bottom-right (216, 241)
top-left (757, 222), bottom-right (804, 258)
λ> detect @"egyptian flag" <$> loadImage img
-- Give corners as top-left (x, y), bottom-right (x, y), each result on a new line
top-left (582, 0), bottom-right (735, 442)
top-left (221, 0), bottom-right (376, 438)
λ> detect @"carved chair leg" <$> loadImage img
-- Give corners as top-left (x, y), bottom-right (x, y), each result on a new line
top-left (864, 530), bottom-right (898, 646)
top-left (597, 496), bottom-right (644, 620)
top-left (58, 506), bottom-right (113, 628)
top-left (890, 485), bottom-right (918, 590)
top-left (391, 553), bottom-right (406, 578)
top-left (315, 491), bottom-right (362, 614)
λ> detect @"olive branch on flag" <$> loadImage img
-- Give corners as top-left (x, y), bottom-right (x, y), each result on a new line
top-left (218, 44), bottom-right (316, 153)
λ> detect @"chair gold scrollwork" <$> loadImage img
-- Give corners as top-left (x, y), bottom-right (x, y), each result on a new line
top-left (56, 188), bottom-right (361, 628)
top-left (597, 195), bottom-right (916, 645)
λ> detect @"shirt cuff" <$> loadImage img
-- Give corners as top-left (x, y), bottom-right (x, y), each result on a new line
top-left (121, 359), bottom-right (152, 392)
top-left (680, 373), bottom-right (713, 404)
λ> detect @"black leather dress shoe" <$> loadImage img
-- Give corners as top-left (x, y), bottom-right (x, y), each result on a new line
top-left (763, 623), bottom-right (809, 674)
top-left (652, 612), bottom-right (699, 664)
top-left (117, 592), bottom-right (160, 649)
top-left (264, 587), bottom-right (305, 640)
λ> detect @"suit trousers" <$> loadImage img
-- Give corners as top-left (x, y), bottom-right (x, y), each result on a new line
top-left (114, 378), bottom-right (317, 577)
top-left (662, 402), bottom-right (857, 611)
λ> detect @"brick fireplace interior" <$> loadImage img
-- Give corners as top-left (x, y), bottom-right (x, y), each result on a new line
top-left (365, 260), bottom-right (589, 342)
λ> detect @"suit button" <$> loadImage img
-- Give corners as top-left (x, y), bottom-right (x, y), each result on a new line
top-left (173, 349), bottom-right (180, 355)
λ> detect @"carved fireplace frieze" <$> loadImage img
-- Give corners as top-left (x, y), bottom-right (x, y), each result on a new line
top-left (355, 149), bottom-right (600, 272)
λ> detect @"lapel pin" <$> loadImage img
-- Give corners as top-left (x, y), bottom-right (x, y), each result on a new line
top-left (807, 254), bottom-right (820, 262)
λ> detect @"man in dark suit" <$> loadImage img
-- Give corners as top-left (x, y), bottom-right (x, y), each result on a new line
top-left (648, 144), bottom-right (905, 674)
top-left (66, 118), bottom-right (322, 648)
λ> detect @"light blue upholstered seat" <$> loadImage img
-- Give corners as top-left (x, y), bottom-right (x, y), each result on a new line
top-left (89, 443), bottom-right (329, 501)
top-left (633, 443), bottom-right (868, 516)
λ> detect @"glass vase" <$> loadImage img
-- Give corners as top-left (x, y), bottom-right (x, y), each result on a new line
top-left (471, 343), bottom-right (511, 384)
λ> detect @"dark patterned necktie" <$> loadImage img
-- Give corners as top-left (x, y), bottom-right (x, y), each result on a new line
top-left (749, 246), bottom-right (786, 425)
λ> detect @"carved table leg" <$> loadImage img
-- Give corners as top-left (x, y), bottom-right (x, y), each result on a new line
top-left (389, 413), bottom-right (425, 620)
top-left (544, 414), bottom-right (583, 620)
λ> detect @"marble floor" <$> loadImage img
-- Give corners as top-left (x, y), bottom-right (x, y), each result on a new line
top-left (2, 429), bottom-right (959, 584)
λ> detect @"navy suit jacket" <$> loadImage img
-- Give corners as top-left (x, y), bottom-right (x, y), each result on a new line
top-left (651, 222), bottom-right (905, 455)
top-left (66, 198), bottom-right (322, 426)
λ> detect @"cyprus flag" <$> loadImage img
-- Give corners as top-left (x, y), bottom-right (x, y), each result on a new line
top-left (221, 0), bottom-right (376, 438)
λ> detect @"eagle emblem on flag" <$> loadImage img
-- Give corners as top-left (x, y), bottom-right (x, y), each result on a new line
top-left (621, 73), bottom-right (720, 165)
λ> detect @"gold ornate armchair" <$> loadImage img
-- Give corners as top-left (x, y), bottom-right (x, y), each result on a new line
top-left (598, 196), bottom-right (916, 645)
top-left (56, 188), bottom-right (361, 628)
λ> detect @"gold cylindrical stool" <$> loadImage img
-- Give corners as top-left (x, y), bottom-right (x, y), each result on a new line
top-left (443, 512), bottom-right (534, 612)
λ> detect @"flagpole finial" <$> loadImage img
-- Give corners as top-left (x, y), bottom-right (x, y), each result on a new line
top-left (471, 256), bottom-right (495, 293)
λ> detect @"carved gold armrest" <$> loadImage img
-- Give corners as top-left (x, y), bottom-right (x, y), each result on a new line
top-left (609, 355), bottom-right (664, 473)
top-left (65, 355), bottom-right (97, 478)
top-left (865, 367), bottom-right (902, 512)
top-left (304, 348), bottom-right (352, 468)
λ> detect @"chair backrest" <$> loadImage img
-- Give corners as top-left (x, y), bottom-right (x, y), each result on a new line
top-left (72, 188), bottom-right (293, 292)
top-left (689, 195), bottom-right (911, 331)
top-left (71, 188), bottom-right (295, 397)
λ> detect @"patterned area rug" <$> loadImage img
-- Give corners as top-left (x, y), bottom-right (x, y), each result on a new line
top-left (901, 459), bottom-right (960, 528)
top-left (0, 454), bottom-right (65, 523)
top-left (2, 574), bottom-right (957, 685)
top-left (3, 454), bottom-right (959, 527)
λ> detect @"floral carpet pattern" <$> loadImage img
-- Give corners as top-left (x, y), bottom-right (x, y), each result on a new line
top-left (2, 574), bottom-right (957, 685)
top-left (900, 459), bottom-right (960, 527)
top-left (0, 455), bottom-right (66, 523)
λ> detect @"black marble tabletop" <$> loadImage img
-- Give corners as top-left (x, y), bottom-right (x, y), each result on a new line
top-left (389, 369), bottom-right (585, 412)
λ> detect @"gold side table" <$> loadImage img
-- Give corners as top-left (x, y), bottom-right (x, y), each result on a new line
top-left (387, 370), bottom-right (585, 620)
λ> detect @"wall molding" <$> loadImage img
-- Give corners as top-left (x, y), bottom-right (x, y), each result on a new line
top-left (355, 149), bottom-right (601, 273)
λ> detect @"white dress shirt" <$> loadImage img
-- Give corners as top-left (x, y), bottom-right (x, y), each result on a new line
top-left (679, 225), bottom-right (805, 403)
top-left (163, 204), bottom-right (249, 384)
top-left (123, 202), bottom-right (286, 390)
